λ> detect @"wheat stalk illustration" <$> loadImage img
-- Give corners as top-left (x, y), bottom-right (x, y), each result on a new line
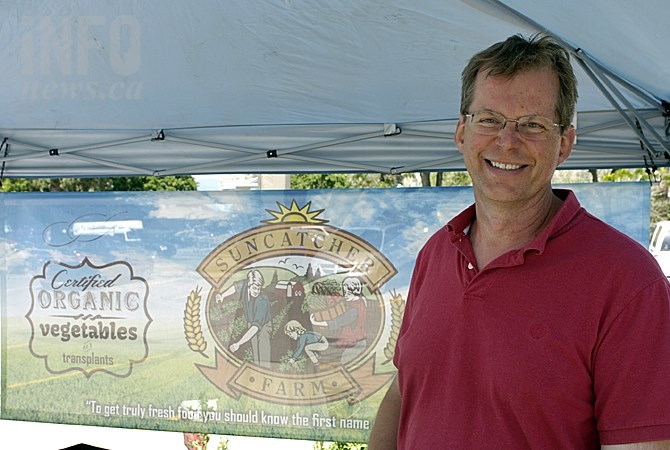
top-left (184, 286), bottom-right (208, 358)
top-left (383, 289), bottom-right (405, 364)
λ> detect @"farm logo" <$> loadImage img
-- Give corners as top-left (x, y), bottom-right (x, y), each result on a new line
top-left (186, 201), bottom-right (401, 405)
top-left (27, 258), bottom-right (151, 378)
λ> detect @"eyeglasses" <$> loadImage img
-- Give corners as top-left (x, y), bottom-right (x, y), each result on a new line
top-left (464, 110), bottom-right (563, 141)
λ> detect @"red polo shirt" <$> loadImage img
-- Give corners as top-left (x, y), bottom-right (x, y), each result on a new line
top-left (394, 189), bottom-right (670, 448)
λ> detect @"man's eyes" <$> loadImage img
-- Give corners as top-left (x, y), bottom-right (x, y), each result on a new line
top-left (479, 116), bottom-right (502, 125)
top-left (522, 121), bottom-right (548, 130)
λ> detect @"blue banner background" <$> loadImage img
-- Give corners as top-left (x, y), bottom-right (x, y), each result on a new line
top-left (0, 182), bottom-right (651, 441)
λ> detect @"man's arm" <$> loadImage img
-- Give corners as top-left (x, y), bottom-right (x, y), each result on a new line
top-left (368, 375), bottom-right (401, 450)
top-left (230, 325), bottom-right (258, 352)
top-left (602, 441), bottom-right (670, 449)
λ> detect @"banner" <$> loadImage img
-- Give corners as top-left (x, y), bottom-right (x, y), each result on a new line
top-left (0, 183), bottom-right (650, 442)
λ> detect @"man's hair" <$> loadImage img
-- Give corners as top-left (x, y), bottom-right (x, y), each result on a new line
top-left (284, 320), bottom-right (306, 335)
top-left (247, 269), bottom-right (264, 287)
top-left (342, 277), bottom-right (363, 295)
top-left (460, 34), bottom-right (578, 129)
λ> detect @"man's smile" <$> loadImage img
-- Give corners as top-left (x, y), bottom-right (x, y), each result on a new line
top-left (487, 159), bottom-right (525, 171)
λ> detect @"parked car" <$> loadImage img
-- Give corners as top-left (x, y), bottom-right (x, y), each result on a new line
top-left (649, 220), bottom-right (670, 278)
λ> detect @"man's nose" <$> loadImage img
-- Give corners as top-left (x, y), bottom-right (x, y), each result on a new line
top-left (496, 120), bottom-right (522, 145)
top-left (500, 119), bottom-right (521, 132)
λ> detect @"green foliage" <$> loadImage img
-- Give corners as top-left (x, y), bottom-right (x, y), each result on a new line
top-left (243, 346), bottom-right (254, 363)
top-left (311, 279), bottom-right (341, 295)
top-left (271, 301), bottom-right (292, 338)
top-left (291, 174), bottom-right (353, 189)
top-left (418, 171), bottom-right (472, 187)
top-left (313, 442), bottom-right (367, 450)
top-left (216, 327), bottom-right (230, 345)
top-left (600, 167), bottom-right (649, 182)
top-left (278, 349), bottom-right (306, 373)
top-left (439, 171), bottom-right (472, 186)
top-left (0, 178), bottom-right (52, 191)
top-left (350, 173), bottom-right (406, 188)
top-left (290, 173), bottom-right (406, 189)
top-left (0, 176), bottom-right (197, 192)
top-left (230, 316), bottom-right (248, 341)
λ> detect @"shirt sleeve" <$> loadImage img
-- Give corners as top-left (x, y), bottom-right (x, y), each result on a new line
top-left (292, 334), bottom-right (308, 359)
top-left (595, 278), bottom-right (670, 444)
top-left (393, 244), bottom-right (426, 370)
top-left (249, 296), bottom-right (271, 328)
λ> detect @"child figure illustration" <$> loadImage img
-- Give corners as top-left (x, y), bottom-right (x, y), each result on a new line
top-left (310, 276), bottom-right (368, 364)
top-left (284, 320), bottom-right (329, 367)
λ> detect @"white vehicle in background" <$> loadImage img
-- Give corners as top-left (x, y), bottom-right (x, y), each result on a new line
top-left (649, 221), bottom-right (670, 278)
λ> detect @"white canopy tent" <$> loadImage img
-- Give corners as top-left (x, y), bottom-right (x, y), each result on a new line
top-left (1, 0), bottom-right (668, 179)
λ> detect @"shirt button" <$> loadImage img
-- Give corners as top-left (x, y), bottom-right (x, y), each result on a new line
top-left (467, 262), bottom-right (474, 270)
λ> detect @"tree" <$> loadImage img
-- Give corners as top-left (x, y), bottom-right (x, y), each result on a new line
top-left (291, 173), bottom-right (407, 189)
top-left (0, 175), bottom-right (197, 192)
top-left (291, 174), bottom-right (354, 189)
top-left (290, 171), bottom-right (468, 189)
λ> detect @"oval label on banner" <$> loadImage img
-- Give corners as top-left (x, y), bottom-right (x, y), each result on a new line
top-left (192, 200), bottom-right (397, 405)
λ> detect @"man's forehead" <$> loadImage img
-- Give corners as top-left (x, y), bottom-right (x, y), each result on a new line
top-left (471, 68), bottom-right (560, 112)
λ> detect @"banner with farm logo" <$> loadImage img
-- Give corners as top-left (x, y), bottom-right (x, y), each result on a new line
top-left (0, 183), bottom-right (650, 442)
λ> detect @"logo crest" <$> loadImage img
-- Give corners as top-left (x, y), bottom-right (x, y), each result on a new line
top-left (187, 201), bottom-right (400, 404)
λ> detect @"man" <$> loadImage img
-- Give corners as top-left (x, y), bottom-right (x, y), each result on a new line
top-left (368, 34), bottom-right (670, 449)
top-left (224, 269), bottom-right (272, 367)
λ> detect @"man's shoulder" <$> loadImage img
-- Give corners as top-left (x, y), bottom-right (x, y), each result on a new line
top-left (574, 209), bottom-right (646, 251)
top-left (420, 225), bottom-right (453, 253)
top-left (561, 209), bottom-right (665, 282)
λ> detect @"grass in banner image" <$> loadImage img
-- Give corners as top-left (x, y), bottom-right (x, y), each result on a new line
top-left (0, 420), bottom-right (317, 449)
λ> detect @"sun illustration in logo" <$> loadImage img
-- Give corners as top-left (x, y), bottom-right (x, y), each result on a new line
top-left (262, 200), bottom-right (328, 224)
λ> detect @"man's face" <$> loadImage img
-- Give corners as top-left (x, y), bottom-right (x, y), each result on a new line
top-left (249, 283), bottom-right (261, 298)
top-left (454, 67), bottom-right (575, 205)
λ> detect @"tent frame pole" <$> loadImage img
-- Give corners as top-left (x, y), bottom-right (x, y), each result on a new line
top-left (159, 128), bottom-right (397, 176)
top-left (483, 0), bottom-right (670, 159)
top-left (574, 52), bottom-right (670, 157)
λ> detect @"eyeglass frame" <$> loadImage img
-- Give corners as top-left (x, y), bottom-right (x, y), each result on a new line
top-left (463, 110), bottom-right (565, 141)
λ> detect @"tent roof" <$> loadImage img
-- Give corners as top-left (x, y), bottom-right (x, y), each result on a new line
top-left (1, 0), bottom-right (668, 178)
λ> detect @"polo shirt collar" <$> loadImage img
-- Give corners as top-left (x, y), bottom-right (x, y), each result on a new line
top-left (446, 189), bottom-right (583, 257)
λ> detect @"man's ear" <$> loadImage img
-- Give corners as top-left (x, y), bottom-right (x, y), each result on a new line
top-left (557, 125), bottom-right (575, 166)
top-left (454, 116), bottom-right (466, 154)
